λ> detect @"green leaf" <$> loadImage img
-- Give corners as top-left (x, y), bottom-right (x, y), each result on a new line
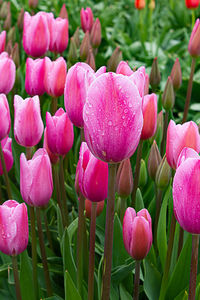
top-left (67, 217), bottom-right (78, 242)
top-left (57, 205), bottom-right (63, 240)
top-left (119, 284), bottom-right (132, 300)
top-left (64, 270), bottom-right (81, 300)
top-left (135, 188), bottom-right (144, 212)
top-left (20, 250), bottom-right (35, 300)
top-left (143, 259), bottom-right (161, 300)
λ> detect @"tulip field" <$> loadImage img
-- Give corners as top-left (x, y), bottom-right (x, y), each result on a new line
top-left (1, 0), bottom-right (200, 299)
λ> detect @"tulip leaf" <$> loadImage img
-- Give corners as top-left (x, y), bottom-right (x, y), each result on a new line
top-left (143, 258), bottom-right (161, 300)
top-left (119, 283), bottom-right (132, 300)
top-left (57, 205), bottom-right (63, 240)
top-left (111, 258), bottom-right (135, 284)
top-left (64, 270), bottom-right (81, 300)
top-left (135, 188), bottom-right (144, 212)
top-left (67, 217), bottom-right (78, 242)
top-left (20, 250), bottom-right (35, 300)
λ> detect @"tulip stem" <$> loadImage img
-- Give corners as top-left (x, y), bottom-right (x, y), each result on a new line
top-left (120, 197), bottom-right (127, 224)
top-left (26, 147), bottom-right (32, 160)
top-left (154, 188), bottom-right (163, 249)
top-left (101, 164), bottom-right (117, 300)
top-left (30, 206), bottom-right (39, 300)
top-left (0, 142), bottom-right (12, 199)
top-left (177, 226), bottom-right (184, 259)
top-left (51, 97), bottom-right (57, 115)
top-left (59, 156), bottom-right (69, 226)
top-left (88, 202), bottom-right (97, 300)
top-left (43, 210), bottom-right (54, 252)
top-left (160, 110), bottom-right (169, 157)
top-left (188, 234), bottom-right (199, 300)
top-left (36, 207), bottom-right (53, 297)
top-left (182, 58), bottom-right (196, 124)
top-left (131, 140), bottom-right (143, 208)
top-left (133, 260), bottom-right (141, 300)
top-left (54, 165), bottom-right (67, 228)
top-left (12, 256), bottom-right (22, 300)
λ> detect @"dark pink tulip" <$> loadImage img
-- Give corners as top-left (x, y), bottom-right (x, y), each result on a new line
top-left (0, 31), bottom-right (6, 53)
top-left (43, 128), bottom-right (59, 164)
top-left (166, 120), bottom-right (200, 169)
top-left (14, 95), bottom-right (44, 147)
top-left (188, 18), bottom-right (200, 57)
top-left (116, 61), bottom-right (134, 76)
top-left (49, 17), bottom-right (69, 53)
top-left (0, 52), bottom-right (16, 94)
top-left (20, 148), bottom-right (53, 207)
top-left (44, 57), bottom-right (67, 97)
top-left (0, 136), bottom-right (13, 175)
top-left (25, 57), bottom-right (45, 96)
top-left (80, 7), bottom-right (93, 33)
top-left (77, 142), bottom-right (108, 202)
top-left (23, 11), bottom-right (50, 57)
top-left (140, 93), bottom-right (157, 140)
top-left (0, 94), bottom-right (11, 141)
top-left (123, 207), bottom-right (152, 260)
top-left (0, 200), bottom-right (28, 256)
top-left (176, 147), bottom-right (200, 168)
top-left (46, 108), bottom-right (74, 156)
top-left (83, 72), bottom-right (143, 163)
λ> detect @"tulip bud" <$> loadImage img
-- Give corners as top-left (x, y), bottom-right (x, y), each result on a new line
top-left (4, 12), bottom-right (11, 31)
top-left (0, 200), bottom-right (29, 256)
top-left (0, 31), bottom-right (6, 54)
top-left (149, 57), bottom-right (161, 90)
top-left (155, 155), bottom-right (171, 190)
top-left (25, 57), bottom-right (45, 96)
top-left (80, 7), bottom-right (93, 33)
top-left (73, 27), bottom-right (80, 48)
top-left (0, 52), bottom-right (16, 94)
top-left (0, 136), bottom-right (13, 175)
top-left (162, 76), bottom-right (175, 110)
top-left (116, 158), bottom-right (133, 198)
top-left (149, 0), bottom-right (155, 9)
top-left (139, 159), bottom-right (147, 188)
top-left (188, 19), bottom-right (200, 57)
top-left (150, 110), bottom-right (163, 145)
top-left (148, 140), bottom-right (162, 180)
top-left (17, 8), bottom-right (24, 31)
top-left (59, 3), bottom-right (68, 19)
top-left (7, 27), bottom-right (16, 45)
top-left (107, 46), bottom-right (123, 72)
top-left (85, 199), bottom-right (104, 218)
top-left (68, 37), bottom-right (78, 63)
top-left (90, 18), bottom-right (101, 48)
top-left (80, 31), bottom-right (90, 60)
top-left (5, 41), bottom-right (12, 56)
top-left (135, 0), bottom-right (146, 9)
top-left (170, 58), bottom-right (182, 91)
top-left (86, 48), bottom-right (96, 71)
top-left (11, 43), bottom-right (20, 68)
top-left (185, 0), bottom-right (199, 9)
top-left (0, 2), bottom-right (9, 19)
top-left (29, 0), bottom-right (38, 8)
top-left (43, 128), bottom-right (59, 165)
top-left (141, 93), bottom-right (157, 140)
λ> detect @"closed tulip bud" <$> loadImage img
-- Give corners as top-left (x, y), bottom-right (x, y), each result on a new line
top-left (123, 207), bottom-right (152, 260)
top-left (185, 0), bottom-right (199, 9)
top-left (0, 94), bottom-right (11, 141)
top-left (162, 76), bottom-right (175, 110)
top-left (23, 12), bottom-right (50, 57)
top-left (7, 27), bottom-right (16, 45)
top-left (17, 8), bottom-right (24, 31)
top-left (90, 18), bottom-right (101, 48)
top-left (0, 31), bottom-right (6, 54)
top-left (0, 200), bottom-right (29, 256)
top-left (139, 159), bottom-right (147, 188)
top-left (0, 2), bottom-right (9, 19)
top-left (0, 52), bottom-right (15, 94)
top-left (155, 155), bottom-right (171, 190)
top-left (46, 108), bottom-right (74, 156)
top-left (25, 57), bottom-right (45, 96)
top-left (59, 4), bottom-right (68, 19)
top-left (49, 17), bottom-right (69, 53)
top-left (4, 12), bottom-right (11, 30)
top-left (141, 93), bottom-right (157, 140)
top-left (11, 43), bottom-right (20, 68)
top-left (68, 37), bottom-right (78, 63)
top-left (170, 58), bottom-right (182, 90)
top-left (150, 110), bottom-right (163, 145)
top-left (43, 128), bottom-right (59, 165)
top-left (14, 95), bottom-right (44, 147)
top-left (44, 57), bottom-right (67, 97)
top-left (149, 0), bottom-right (155, 9)
top-left (0, 137), bottom-right (13, 175)
top-left (148, 140), bottom-right (162, 180)
top-left (80, 7), bottom-right (93, 33)
top-left (166, 120), bottom-right (200, 169)
top-left (86, 48), bottom-right (96, 71)
top-left (144, 73), bottom-right (149, 95)
top-left (83, 72), bottom-right (143, 163)
top-left (188, 19), bottom-right (200, 57)
top-left (85, 199), bottom-right (104, 218)
top-left (5, 41), bottom-right (12, 56)
top-left (176, 147), bottom-right (199, 168)
top-left (116, 158), bottom-right (133, 198)
top-left (29, 0), bottom-right (38, 8)
top-left (107, 46), bottom-right (123, 72)
top-left (73, 27), bottom-right (80, 48)
top-left (116, 61), bottom-right (134, 76)
top-left (135, 0), bottom-right (146, 9)
top-left (80, 31), bottom-right (91, 60)
top-left (149, 57), bottom-right (161, 90)
top-left (20, 149), bottom-right (53, 207)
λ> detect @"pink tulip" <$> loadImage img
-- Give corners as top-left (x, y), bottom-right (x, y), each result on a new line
top-left (83, 72), bottom-right (143, 163)
top-left (95, 66), bottom-right (106, 77)
top-left (140, 93), bottom-right (157, 140)
top-left (188, 18), bottom-right (200, 57)
top-left (46, 108), bottom-right (74, 156)
top-left (129, 67), bottom-right (146, 100)
top-left (77, 142), bottom-right (108, 202)
top-left (0, 31), bottom-right (6, 54)
top-left (177, 147), bottom-right (200, 168)
top-left (90, 18), bottom-right (101, 48)
top-left (20, 148), bottom-right (53, 207)
top-left (49, 17), bottom-right (69, 53)
top-left (43, 128), bottom-right (59, 164)
top-left (44, 57), bottom-right (67, 97)
top-left (0, 94), bottom-right (11, 141)
top-left (173, 155), bottom-right (200, 234)
top-left (0, 136), bottom-right (13, 175)
top-left (0, 52), bottom-right (16, 94)
top-left (85, 199), bottom-right (104, 218)
top-left (80, 7), bottom-right (93, 33)
top-left (25, 57), bottom-right (45, 96)
top-left (166, 120), bottom-right (200, 169)
top-left (14, 95), bottom-right (44, 147)
top-left (116, 61), bottom-right (134, 76)
top-left (64, 62), bottom-right (95, 128)
top-left (23, 11), bottom-right (50, 57)
top-left (0, 200), bottom-right (28, 256)
top-left (123, 207), bottom-right (152, 260)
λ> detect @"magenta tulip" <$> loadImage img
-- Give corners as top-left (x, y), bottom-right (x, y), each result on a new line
top-left (14, 95), bottom-right (44, 147)
top-left (0, 136), bottom-right (13, 175)
top-left (0, 200), bottom-right (29, 256)
top-left (0, 52), bottom-right (16, 94)
top-left (166, 120), bottom-right (200, 169)
top-left (0, 31), bottom-right (6, 54)
top-left (49, 17), bottom-right (69, 53)
top-left (83, 72), bottom-right (143, 163)
top-left (80, 7), bottom-right (93, 33)
top-left (0, 94), bottom-right (11, 141)
top-left (43, 128), bottom-right (59, 164)
top-left (25, 57), bottom-right (45, 96)
top-left (20, 148), bottom-right (53, 207)
top-left (140, 93), bottom-right (157, 140)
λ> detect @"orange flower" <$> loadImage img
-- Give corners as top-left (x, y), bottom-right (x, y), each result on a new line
top-left (135, 0), bottom-right (145, 10)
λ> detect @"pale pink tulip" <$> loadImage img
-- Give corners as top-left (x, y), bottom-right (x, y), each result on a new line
top-left (140, 93), bottom-right (157, 140)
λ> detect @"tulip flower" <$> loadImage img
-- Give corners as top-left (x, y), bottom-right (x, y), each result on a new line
top-left (46, 108), bottom-right (74, 156)
top-left (0, 52), bottom-right (16, 94)
top-left (0, 200), bottom-right (29, 256)
top-left (29, 0), bottom-right (38, 8)
top-left (85, 199), bottom-right (104, 218)
top-left (23, 11), bottom-right (50, 57)
top-left (135, 0), bottom-right (146, 10)
top-left (185, 0), bottom-right (199, 9)
top-left (25, 57), bottom-right (45, 96)
top-left (83, 72), bottom-right (143, 163)
top-left (43, 128), bottom-right (59, 164)
top-left (80, 7), bottom-right (93, 33)
top-left (177, 147), bottom-right (200, 168)
top-left (116, 61), bottom-right (134, 76)
top-left (14, 95), bottom-right (44, 147)
top-left (188, 18), bottom-right (200, 57)
top-left (140, 93), bottom-right (157, 140)
top-left (59, 4), bottom-right (68, 19)
top-left (44, 57), bottom-right (67, 97)
top-left (0, 136), bottom-right (13, 176)
top-left (123, 207), bottom-right (152, 260)
top-left (0, 31), bottom-right (6, 53)
top-left (166, 120), bottom-right (200, 169)
top-left (90, 18), bottom-right (101, 48)
top-left (20, 148), bottom-right (53, 207)
top-left (0, 94), bottom-right (11, 141)
top-left (49, 17), bottom-right (69, 53)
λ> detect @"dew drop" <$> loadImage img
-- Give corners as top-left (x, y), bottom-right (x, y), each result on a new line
top-left (124, 109), bottom-right (128, 114)
top-left (108, 121), bottom-right (113, 126)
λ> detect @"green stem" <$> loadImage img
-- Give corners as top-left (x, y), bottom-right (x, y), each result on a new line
top-left (182, 58), bottom-right (196, 124)
top-left (43, 210), bottom-right (54, 252)
top-left (133, 260), bottom-right (141, 300)
top-left (120, 196), bottom-right (127, 224)
top-left (51, 97), bottom-right (58, 115)
top-left (12, 256), bottom-right (22, 300)
top-left (131, 140), bottom-right (143, 207)
top-left (59, 156), bottom-right (69, 226)
top-left (170, 0), bottom-right (174, 10)
top-left (77, 194), bottom-right (85, 297)
top-left (154, 188), bottom-right (163, 248)
top-left (160, 110), bottom-right (169, 157)
top-left (177, 226), bottom-right (184, 260)
top-left (30, 206), bottom-right (38, 300)
top-left (0, 142), bottom-right (12, 199)
top-left (101, 164), bottom-right (117, 300)
top-left (36, 207), bottom-right (53, 297)
top-left (54, 164), bottom-right (66, 228)
top-left (88, 202), bottom-right (97, 300)
top-left (188, 234), bottom-right (199, 300)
